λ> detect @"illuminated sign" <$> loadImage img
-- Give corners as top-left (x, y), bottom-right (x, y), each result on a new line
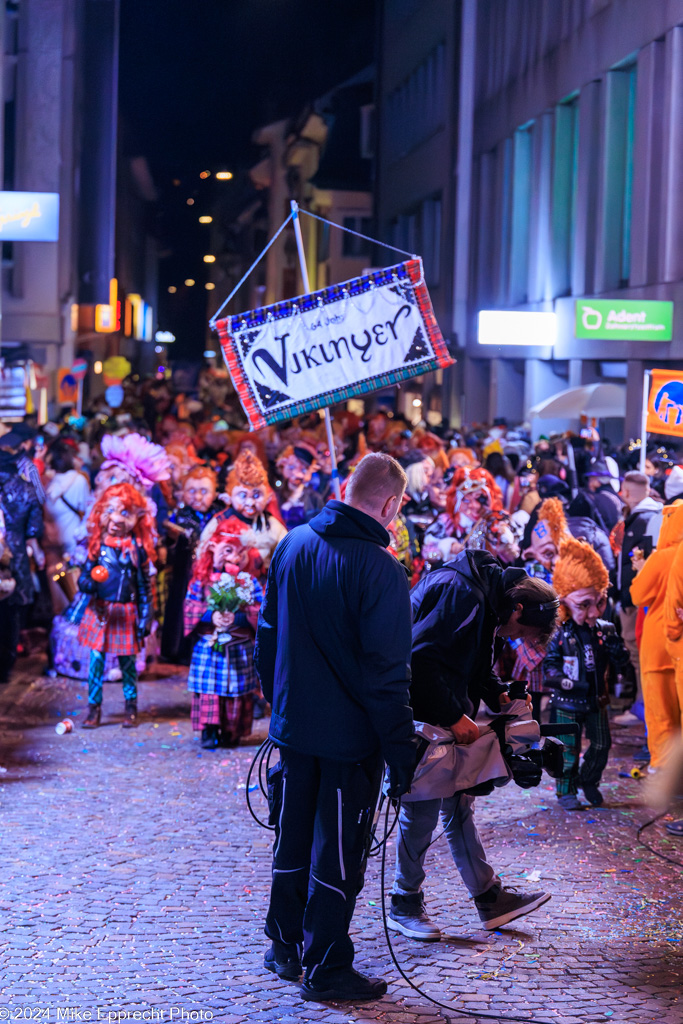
top-left (575, 299), bottom-right (673, 341)
top-left (0, 191), bottom-right (59, 241)
top-left (155, 331), bottom-right (176, 343)
top-left (478, 310), bottom-right (556, 346)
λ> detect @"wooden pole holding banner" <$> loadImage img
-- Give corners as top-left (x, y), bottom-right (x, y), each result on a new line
top-left (639, 370), bottom-right (650, 474)
top-left (290, 200), bottom-right (342, 500)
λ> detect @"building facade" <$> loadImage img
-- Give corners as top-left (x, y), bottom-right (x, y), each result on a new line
top-left (375, 0), bottom-right (460, 423)
top-left (0, 0), bottom-right (159, 417)
top-left (464, 0), bottom-right (683, 436)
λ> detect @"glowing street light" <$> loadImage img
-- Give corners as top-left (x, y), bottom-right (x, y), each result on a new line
top-left (184, 278), bottom-right (195, 287)
top-left (168, 285), bottom-right (177, 294)
top-left (205, 282), bottom-right (216, 291)
top-left (203, 255), bottom-right (216, 263)
top-left (186, 198), bottom-right (195, 206)
top-left (199, 170), bottom-right (211, 179)
top-left (198, 215), bottom-right (213, 224)
top-left (215, 171), bottom-right (233, 180)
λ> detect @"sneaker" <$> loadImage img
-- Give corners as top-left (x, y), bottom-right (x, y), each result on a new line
top-left (581, 783), bottom-right (603, 807)
top-left (633, 744), bottom-right (651, 764)
top-left (474, 884), bottom-right (551, 931)
top-left (301, 966), bottom-right (387, 1002)
top-left (557, 793), bottom-right (586, 810)
top-left (264, 942), bottom-right (302, 981)
top-left (387, 892), bottom-right (441, 941)
top-left (612, 710), bottom-right (640, 726)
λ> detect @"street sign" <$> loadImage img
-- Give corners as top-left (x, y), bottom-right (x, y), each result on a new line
top-left (0, 191), bottom-right (59, 241)
top-left (575, 299), bottom-right (673, 341)
top-left (57, 369), bottom-right (78, 406)
top-left (72, 359), bottom-right (88, 381)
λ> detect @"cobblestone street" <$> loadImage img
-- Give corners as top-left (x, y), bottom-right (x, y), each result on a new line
top-left (0, 660), bottom-right (681, 1024)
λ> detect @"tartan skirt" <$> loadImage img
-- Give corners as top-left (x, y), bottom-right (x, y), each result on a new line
top-left (77, 601), bottom-right (140, 657)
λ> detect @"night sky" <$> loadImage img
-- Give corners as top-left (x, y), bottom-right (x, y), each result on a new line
top-left (119, 0), bottom-right (376, 360)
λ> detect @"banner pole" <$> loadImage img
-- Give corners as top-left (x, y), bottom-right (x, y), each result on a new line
top-left (290, 200), bottom-right (342, 500)
top-left (639, 370), bottom-right (650, 474)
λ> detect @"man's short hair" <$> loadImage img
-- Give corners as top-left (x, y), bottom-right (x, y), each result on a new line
top-left (346, 452), bottom-right (407, 511)
top-left (504, 575), bottom-right (560, 645)
top-left (623, 470), bottom-right (648, 489)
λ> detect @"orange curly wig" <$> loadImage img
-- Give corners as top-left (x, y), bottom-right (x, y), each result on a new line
top-left (226, 450), bottom-right (268, 492)
top-left (536, 497), bottom-right (569, 549)
top-left (87, 483), bottom-right (156, 563)
top-left (552, 536), bottom-right (609, 616)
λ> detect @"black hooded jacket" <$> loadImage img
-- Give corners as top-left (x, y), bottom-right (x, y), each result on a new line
top-left (255, 500), bottom-right (415, 768)
top-left (409, 550), bottom-right (528, 728)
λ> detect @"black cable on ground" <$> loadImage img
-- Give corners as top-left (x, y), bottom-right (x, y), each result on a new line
top-left (246, 737), bottom-right (275, 830)
top-left (380, 799), bottom-right (557, 1024)
top-left (636, 812), bottom-right (683, 869)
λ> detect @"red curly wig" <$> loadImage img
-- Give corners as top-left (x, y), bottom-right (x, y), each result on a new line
top-left (190, 518), bottom-right (250, 587)
top-left (445, 466), bottom-right (503, 519)
top-left (87, 482), bottom-right (157, 563)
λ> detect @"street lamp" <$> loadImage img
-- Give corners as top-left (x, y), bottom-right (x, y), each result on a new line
top-left (203, 255), bottom-right (216, 263)
top-left (184, 278), bottom-right (195, 287)
top-left (215, 171), bottom-right (233, 180)
top-left (198, 215), bottom-right (212, 224)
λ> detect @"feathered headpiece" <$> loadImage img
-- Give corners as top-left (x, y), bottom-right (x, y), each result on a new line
top-left (552, 536), bottom-right (609, 602)
top-left (100, 433), bottom-right (171, 489)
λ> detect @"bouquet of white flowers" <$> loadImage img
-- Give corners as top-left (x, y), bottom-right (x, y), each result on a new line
top-left (207, 568), bottom-right (255, 650)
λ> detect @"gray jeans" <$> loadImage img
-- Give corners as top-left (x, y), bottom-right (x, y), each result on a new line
top-left (392, 792), bottom-right (498, 899)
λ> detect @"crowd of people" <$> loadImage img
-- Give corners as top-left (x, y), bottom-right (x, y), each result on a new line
top-left (2, 370), bottom-right (683, 1000)
top-left (0, 375), bottom-right (681, 777)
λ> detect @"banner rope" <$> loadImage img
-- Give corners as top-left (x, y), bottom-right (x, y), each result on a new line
top-left (298, 207), bottom-right (418, 260)
top-left (209, 212), bottom-right (295, 327)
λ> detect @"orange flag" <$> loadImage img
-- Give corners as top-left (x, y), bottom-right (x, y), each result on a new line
top-left (646, 369), bottom-right (683, 438)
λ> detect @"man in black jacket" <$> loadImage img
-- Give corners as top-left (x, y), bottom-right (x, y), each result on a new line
top-left (255, 453), bottom-right (417, 1002)
top-left (389, 551), bottom-right (559, 938)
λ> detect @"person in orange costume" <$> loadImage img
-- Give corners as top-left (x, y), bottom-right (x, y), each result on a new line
top-left (631, 500), bottom-right (683, 771)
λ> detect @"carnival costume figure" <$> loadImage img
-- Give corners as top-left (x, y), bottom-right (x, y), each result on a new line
top-left (53, 433), bottom-right (170, 681)
top-left (74, 484), bottom-right (155, 729)
top-left (544, 537), bottom-right (629, 809)
top-left (161, 465), bottom-right (223, 663)
top-left (422, 466), bottom-right (502, 563)
top-left (184, 520), bottom-right (263, 749)
top-left (200, 450), bottom-right (287, 576)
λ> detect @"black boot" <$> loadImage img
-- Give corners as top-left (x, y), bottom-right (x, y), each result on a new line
top-left (122, 699), bottom-right (138, 729)
top-left (201, 725), bottom-right (219, 749)
top-left (82, 704), bottom-right (101, 729)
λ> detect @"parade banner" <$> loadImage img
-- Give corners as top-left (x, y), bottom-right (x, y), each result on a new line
top-left (214, 259), bottom-right (453, 430)
top-left (645, 369), bottom-right (683, 438)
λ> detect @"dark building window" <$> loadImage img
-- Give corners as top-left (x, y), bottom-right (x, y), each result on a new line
top-left (551, 95), bottom-right (579, 297)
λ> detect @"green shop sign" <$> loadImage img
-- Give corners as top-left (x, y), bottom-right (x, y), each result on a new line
top-left (575, 299), bottom-right (673, 341)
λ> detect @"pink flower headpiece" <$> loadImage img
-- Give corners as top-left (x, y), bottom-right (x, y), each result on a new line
top-left (100, 432), bottom-right (171, 489)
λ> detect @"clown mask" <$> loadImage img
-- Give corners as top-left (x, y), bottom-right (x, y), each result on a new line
top-left (100, 495), bottom-right (142, 540)
top-left (562, 586), bottom-right (607, 628)
top-left (183, 473), bottom-right (217, 514)
top-left (527, 520), bottom-right (559, 570)
top-left (212, 536), bottom-right (249, 573)
top-left (230, 481), bottom-right (270, 518)
top-left (279, 454), bottom-right (312, 490)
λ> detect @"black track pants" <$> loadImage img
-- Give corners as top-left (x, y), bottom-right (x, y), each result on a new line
top-left (264, 746), bottom-right (382, 975)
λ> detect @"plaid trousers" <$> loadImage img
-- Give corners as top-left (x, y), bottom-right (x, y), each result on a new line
top-left (551, 705), bottom-right (612, 797)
